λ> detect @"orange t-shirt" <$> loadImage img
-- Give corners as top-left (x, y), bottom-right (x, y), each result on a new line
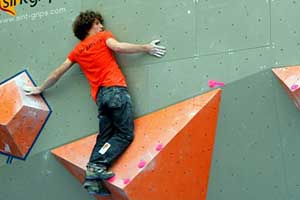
top-left (68, 31), bottom-right (127, 101)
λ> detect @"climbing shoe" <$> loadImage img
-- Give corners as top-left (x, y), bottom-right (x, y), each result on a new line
top-left (83, 180), bottom-right (111, 196)
top-left (85, 162), bottom-right (115, 180)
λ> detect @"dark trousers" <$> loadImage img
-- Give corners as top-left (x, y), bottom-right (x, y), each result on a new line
top-left (88, 86), bottom-right (134, 167)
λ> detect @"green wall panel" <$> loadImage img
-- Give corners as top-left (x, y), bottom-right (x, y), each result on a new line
top-left (274, 73), bottom-right (300, 200)
top-left (197, 0), bottom-right (270, 55)
top-left (122, 65), bottom-right (151, 116)
top-left (0, 0), bottom-right (80, 80)
top-left (0, 150), bottom-right (94, 200)
top-left (271, 0), bottom-right (300, 66)
top-left (207, 70), bottom-right (288, 200)
top-left (143, 47), bottom-right (273, 116)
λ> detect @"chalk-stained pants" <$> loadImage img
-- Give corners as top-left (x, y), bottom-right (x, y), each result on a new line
top-left (89, 86), bottom-right (134, 167)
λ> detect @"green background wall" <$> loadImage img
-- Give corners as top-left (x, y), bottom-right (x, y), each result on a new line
top-left (1, 0), bottom-right (300, 199)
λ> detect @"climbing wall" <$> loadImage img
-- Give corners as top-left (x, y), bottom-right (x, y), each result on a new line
top-left (1, 0), bottom-right (300, 200)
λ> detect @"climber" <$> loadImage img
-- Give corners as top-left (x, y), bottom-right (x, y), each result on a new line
top-left (23, 10), bottom-right (166, 196)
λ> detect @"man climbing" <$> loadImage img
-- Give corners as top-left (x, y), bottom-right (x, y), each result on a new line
top-left (24, 10), bottom-right (166, 196)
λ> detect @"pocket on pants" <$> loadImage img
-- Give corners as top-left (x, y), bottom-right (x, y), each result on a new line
top-left (107, 91), bottom-right (122, 108)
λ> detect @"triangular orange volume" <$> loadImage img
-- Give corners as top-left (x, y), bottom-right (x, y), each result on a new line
top-left (52, 89), bottom-right (222, 200)
top-left (273, 66), bottom-right (300, 110)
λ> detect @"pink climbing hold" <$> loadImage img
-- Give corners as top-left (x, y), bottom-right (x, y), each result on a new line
top-left (107, 175), bottom-right (116, 183)
top-left (138, 160), bottom-right (146, 168)
top-left (123, 178), bottom-right (130, 185)
top-left (291, 84), bottom-right (299, 91)
top-left (155, 143), bottom-right (164, 151)
top-left (208, 80), bottom-right (225, 88)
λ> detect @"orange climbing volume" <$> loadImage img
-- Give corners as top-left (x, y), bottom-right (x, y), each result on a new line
top-left (51, 89), bottom-right (222, 200)
top-left (273, 66), bottom-right (300, 110)
top-left (0, 71), bottom-right (51, 159)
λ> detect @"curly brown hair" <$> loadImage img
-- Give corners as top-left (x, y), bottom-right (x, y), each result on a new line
top-left (72, 10), bottom-right (104, 41)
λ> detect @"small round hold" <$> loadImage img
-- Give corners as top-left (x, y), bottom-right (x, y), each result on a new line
top-left (123, 178), bottom-right (130, 185)
top-left (156, 144), bottom-right (164, 151)
top-left (107, 175), bottom-right (116, 183)
top-left (138, 160), bottom-right (146, 168)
